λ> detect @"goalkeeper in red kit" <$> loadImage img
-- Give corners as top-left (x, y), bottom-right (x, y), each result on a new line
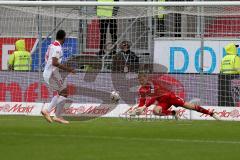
top-left (129, 74), bottom-right (220, 120)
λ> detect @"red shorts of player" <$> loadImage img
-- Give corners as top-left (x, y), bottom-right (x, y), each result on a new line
top-left (156, 92), bottom-right (185, 111)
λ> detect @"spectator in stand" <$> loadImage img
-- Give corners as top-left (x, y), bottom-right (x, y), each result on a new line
top-left (112, 40), bottom-right (139, 72)
top-left (97, 0), bottom-right (118, 57)
top-left (8, 39), bottom-right (32, 71)
top-left (219, 43), bottom-right (240, 107)
top-left (220, 43), bottom-right (240, 74)
top-left (156, 0), bottom-right (165, 37)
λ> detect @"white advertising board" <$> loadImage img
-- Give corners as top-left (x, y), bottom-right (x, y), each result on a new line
top-left (1, 102), bottom-right (240, 121)
top-left (154, 40), bottom-right (240, 73)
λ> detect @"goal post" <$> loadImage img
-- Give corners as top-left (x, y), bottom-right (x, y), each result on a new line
top-left (0, 1), bottom-right (240, 119)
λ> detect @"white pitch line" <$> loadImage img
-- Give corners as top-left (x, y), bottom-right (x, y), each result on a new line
top-left (0, 132), bottom-right (239, 145)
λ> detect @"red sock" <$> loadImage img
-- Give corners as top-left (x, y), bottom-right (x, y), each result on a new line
top-left (194, 105), bottom-right (213, 116)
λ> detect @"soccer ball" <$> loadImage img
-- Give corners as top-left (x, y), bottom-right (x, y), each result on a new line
top-left (110, 91), bottom-right (120, 103)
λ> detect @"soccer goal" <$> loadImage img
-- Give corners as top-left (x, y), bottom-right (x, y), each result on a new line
top-left (0, 1), bottom-right (240, 121)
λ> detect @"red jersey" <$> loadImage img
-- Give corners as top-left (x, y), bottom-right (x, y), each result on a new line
top-left (138, 82), bottom-right (170, 107)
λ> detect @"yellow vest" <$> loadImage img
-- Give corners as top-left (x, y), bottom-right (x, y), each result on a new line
top-left (158, 0), bottom-right (165, 19)
top-left (97, 0), bottom-right (114, 17)
top-left (221, 55), bottom-right (240, 74)
top-left (8, 39), bottom-right (32, 71)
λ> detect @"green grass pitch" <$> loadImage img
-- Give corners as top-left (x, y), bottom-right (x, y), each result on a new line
top-left (0, 116), bottom-right (240, 160)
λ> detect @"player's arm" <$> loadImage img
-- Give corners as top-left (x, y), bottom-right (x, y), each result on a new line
top-left (137, 96), bottom-right (155, 108)
top-left (138, 96), bottom-right (146, 107)
top-left (128, 93), bottom-right (146, 116)
top-left (134, 85), bottom-right (157, 115)
top-left (135, 96), bottom-right (156, 114)
top-left (138, 84), bottom-right (157, 108)
top-left (130, 94), bottom-right (151, 116)
top-left (145, 96), bottom-right (156, 108)
top-left (52, 47), bottom-right (75, 73)
top-left (52, 57), bottom-right (75, 73)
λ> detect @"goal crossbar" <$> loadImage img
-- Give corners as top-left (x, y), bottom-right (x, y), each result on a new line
top-left (1, 1), bottom-right (240, 7)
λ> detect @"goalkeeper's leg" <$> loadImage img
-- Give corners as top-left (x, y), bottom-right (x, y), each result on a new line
top-left (183, 102), bottom-right (220, 120)
top-left (152, 105), bottom-right (179, 120)
top-left (169, 93), bottom-right (220, 120)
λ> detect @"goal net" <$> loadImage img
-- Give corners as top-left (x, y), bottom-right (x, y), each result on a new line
top-left (0, 1), bottom-right (239, 119)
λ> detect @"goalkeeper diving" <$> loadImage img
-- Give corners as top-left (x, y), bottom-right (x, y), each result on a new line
top-left (128, 74), bottom-right (220, 120)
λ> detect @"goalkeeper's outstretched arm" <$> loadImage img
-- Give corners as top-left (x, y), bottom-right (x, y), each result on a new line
top-left (129, 96), bottom-right (156, 116)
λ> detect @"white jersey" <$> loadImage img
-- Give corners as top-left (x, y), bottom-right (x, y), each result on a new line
top-left (43, 41), bottom-right (63, 84)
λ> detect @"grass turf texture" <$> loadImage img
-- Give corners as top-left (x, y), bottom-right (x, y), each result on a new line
top-left (0, 116), bottom-right (240, 160)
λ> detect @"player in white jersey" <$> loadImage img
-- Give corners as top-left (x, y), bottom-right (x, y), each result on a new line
top-left (42, 30), bottom-right (75, 124)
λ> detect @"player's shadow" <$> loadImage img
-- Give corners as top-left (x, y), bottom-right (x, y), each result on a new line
top-left (59, 60), bottom-right (169, 121)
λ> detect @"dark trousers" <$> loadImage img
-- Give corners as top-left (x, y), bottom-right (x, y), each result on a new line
top-left (99, 19), bottom-right (117, 51)
top-left (218, 74), bottom-right (236, 107)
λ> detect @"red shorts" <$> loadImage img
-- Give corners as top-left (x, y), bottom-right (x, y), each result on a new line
top-left (156, 92), bottom-right (185, 110)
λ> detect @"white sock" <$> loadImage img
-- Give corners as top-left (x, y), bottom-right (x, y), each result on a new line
top-left (46, 95), bottom-right (58, 113)
top-left (55, 96), bottom-right (67, 118)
